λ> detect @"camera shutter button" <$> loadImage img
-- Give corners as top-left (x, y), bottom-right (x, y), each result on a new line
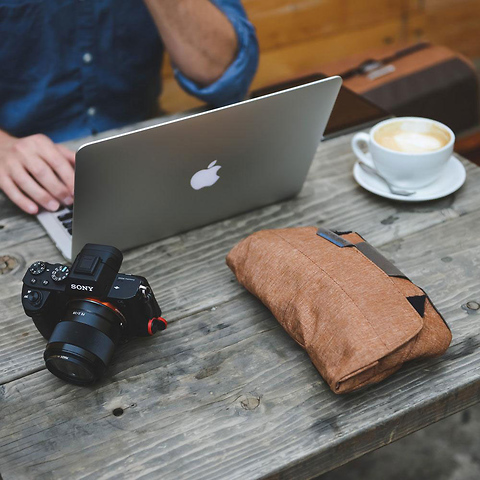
top-left (27, 291), bottom-right (43, 306)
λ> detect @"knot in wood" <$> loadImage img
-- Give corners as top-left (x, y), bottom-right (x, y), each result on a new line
top-left (0, 255), bottom-right (19, 275)
top-left (239, 394), bottom-right (260, 411)
top-left (462, 301), bottom-right (480, 314)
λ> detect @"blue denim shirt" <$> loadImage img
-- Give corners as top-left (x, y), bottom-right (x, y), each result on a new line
top-left (0, 0), bottom-right (259, 142)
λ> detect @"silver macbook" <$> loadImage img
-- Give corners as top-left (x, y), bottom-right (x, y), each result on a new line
top-left (37, 76), bottom-right (342, 261)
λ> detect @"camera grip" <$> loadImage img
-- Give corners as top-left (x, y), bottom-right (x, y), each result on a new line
top-left (31, 312), bottom-right (55, 340)
top-left (22, 288), bottom-right (59, 340)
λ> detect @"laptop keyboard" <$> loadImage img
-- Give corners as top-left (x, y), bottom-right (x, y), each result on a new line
top-left (56, 205), bottom-right (74, 235)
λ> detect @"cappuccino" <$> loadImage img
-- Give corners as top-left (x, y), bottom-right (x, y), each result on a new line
top-left (374, 120), bottom-right (451, 154)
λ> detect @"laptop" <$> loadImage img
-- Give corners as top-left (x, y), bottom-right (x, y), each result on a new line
top-left (37, 76), bottom-right (342, 261)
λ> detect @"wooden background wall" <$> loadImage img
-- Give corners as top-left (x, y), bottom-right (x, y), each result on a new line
top-left (159, 0), bottom-right (480, 113)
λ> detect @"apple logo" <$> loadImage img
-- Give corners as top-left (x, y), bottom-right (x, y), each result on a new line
top-left (190, 160), bottom-right (222, 190)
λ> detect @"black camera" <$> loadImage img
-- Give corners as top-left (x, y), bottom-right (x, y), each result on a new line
top-left (21, 244), bottom-right (166, 386)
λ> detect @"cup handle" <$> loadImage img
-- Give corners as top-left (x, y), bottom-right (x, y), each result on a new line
top-left (351, 132), bottom-right (376, 169)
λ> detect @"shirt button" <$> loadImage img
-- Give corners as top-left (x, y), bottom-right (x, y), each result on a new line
top-left (87, 107), bottom-right (96, 117)
top-left (83, 52), bottom-right (93, 64)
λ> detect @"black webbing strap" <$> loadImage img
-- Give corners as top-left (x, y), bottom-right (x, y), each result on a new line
top-left (316, 228), bottom-right (440, 320)
top-left (316, 228), bottom-right (354, 247)
top-left (316, 228), bottom-right (408, 279)
top-left (355, 241), bottom-right (408, 279)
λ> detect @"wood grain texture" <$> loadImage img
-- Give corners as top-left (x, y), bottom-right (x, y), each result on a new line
top-left (1, 129), bottom-right (480, 382)
top-left (1, 268), bottom-right (480, 480)
top-left (160, 0), bottom-right (419, 79)
top-left (425, 0), bottom-right (480, 58)
top-left (1, 124), bottom-right (480, 479)
top-left (159, 0), bottom-right (480, 113)
top-left (160, 15), bottom-right (426, 113)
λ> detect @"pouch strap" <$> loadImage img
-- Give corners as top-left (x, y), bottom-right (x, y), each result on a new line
top-left (316, 228), bottom-right (447, 324)
top-left (316, 228), bottom-right (354, 247)
top-left (317, 228), bottom-right (408, 279)
top-left (355, 241), bottom-right (408, 279)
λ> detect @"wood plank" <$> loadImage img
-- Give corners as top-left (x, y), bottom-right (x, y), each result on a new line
top-left (159, 0), bottom-right (421, 66)
top-left (0, 211), bottom-right (45, 250)
top-left (1, 218), bottom-right (480, 478)
top-left (161, 0), bottom-right (418, 78)
top-left (248, 14), bottom-right (425, 88)
top-left (244, 0), bottom-right (408, 53)
top-left (159, 0), bottom-right (480, 113)
top-left (425, 0), bottom-right (480, 58)
top-left (160, 15), bottom-right (427, 113)
top-left (159, 75), bottom-right (205, 113)
top-left (426, 0), bottom-right (475, 9)
top-left (1, 129), bottom-right (480, 384)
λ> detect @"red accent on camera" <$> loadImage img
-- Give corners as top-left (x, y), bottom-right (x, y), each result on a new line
top-left (147, 317), bottom-right (167, 335)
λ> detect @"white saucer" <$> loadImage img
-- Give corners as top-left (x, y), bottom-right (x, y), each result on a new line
top-left (353, 155), bottom-right (466, 202)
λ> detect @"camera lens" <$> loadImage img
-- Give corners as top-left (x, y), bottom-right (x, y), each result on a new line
top-left (46, 355), bottom-right (95, 383)
top-left (44, 298), bottom-right (125, 385)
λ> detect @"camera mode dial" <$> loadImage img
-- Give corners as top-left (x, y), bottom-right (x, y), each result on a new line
top-left (51, 265), bottom-right (70, 282)
top-left (29, 261), bottom-right (46, 276)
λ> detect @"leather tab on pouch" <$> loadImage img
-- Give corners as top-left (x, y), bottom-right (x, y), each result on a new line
top-left (355, 241), bottom-right (408, 279)
top-left (316, 228), bottom-right (354, 247)
top-left (317, 228), bottom-right (408, 279)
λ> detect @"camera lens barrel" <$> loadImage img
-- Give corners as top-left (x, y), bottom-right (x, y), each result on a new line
top-left (44, 299), bottom-right (125, 385)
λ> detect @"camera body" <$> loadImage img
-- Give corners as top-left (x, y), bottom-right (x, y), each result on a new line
top-left (21, 244), bottom-right (166, 385)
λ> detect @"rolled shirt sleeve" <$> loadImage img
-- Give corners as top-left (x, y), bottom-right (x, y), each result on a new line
top-left (174, 0), bottom-right (259, 107)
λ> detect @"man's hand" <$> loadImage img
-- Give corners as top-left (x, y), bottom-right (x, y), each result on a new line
top-left (0, 131), bottom-right (75, 215)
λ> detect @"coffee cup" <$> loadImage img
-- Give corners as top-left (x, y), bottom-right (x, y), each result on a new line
top-left (351, 117), bottom-right (455, 189)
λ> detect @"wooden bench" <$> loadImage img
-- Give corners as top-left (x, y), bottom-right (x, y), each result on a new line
top-left (1, 116), bottom-right (480, 479)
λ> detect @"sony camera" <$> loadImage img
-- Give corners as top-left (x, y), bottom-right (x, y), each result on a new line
top-left (21, 244), bottom-right (166, 386)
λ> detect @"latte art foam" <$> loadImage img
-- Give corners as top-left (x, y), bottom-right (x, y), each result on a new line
top-left (374, 120), bottom-right (451, 154)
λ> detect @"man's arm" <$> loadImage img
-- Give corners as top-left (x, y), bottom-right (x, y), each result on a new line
top-left (143, 0), bottom-right (238, 86)
top-left (0, 130), bottom-right (75, 214)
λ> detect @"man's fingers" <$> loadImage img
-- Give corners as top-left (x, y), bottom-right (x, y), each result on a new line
top-left (10, 163), bottom-right (60, 212)
top-left (46, 147), bottom-right (75, 197)
top-left (33, 136), bottom-right (75, 197)
top-left (0, 133), bottom-right (76, 215)
top-left (0, 175), bottom-right (39, 215)
top-left (57, 144), bottom-right (76, 165)
top-left (23, 154), bottom-right (72, 206)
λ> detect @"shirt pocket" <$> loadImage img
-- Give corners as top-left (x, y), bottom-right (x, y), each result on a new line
top-left (0, 1), bottom-right (46, 86)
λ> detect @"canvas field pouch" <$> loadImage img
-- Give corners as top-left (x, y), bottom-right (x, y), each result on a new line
top-left (226, 226), bottom-right (452, 394)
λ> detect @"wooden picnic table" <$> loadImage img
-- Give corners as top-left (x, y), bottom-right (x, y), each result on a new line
top-left (1, 115), bottom-right (480, 480)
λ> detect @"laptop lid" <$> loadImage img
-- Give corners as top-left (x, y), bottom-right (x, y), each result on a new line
top-left (72, 76), bottom-right (342, 259)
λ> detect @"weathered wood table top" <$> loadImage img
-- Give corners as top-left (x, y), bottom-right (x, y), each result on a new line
top-left (1, 116), bottom-right (480, 480)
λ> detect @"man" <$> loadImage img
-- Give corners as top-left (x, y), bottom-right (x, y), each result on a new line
top-left (0, 0), bottom-right (258, 215)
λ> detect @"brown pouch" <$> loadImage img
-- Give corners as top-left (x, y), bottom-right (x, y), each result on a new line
top-left (226, 227), bottom-right (452, 394)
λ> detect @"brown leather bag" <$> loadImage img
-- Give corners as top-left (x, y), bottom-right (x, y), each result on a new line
top-left (226, 227), bottom-right (452, 394)
top-left (320, 42), bottom-right (480, 134)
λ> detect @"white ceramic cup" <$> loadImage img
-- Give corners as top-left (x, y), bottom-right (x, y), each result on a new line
top-left (351, 117), bottom-right (455, 189)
